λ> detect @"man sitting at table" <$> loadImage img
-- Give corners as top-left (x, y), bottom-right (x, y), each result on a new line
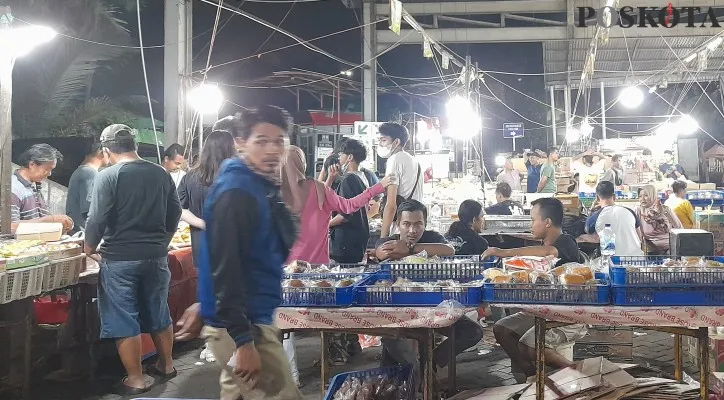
top-left (485, 182), bottom-right (524, 216)
top-left (483, 197), bottom-right (586, 383)
top-left (585, 181), bottom-right (643, 256)
top-left (375, 200), bottom-right (484, 370)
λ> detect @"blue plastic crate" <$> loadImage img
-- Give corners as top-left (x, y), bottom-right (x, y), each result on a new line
top-left (612, 285), bottom-right (724, 306)
top-left (323, 365), bottom-right (413, 400)
top-left (482, 272), bottom-right (610, 305)
top-left (379, 255), bottom-right (497, 281)
top-left (281, 272), bottom-right (372, 307)
top-left (610, 256), bottom-right (724, 286)
top-left (356, 272), bottom-right (483, 306)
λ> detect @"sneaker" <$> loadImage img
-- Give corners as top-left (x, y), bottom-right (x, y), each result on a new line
top-left (328, 343), bottom-right (348, 366)
top-left (200, 345), bottom-right (216, 363)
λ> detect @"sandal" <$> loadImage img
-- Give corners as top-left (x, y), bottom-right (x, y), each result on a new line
top-left (117, 376), bottom-right (154, 395)
top-left (147, 364), bottom-right (178, 382)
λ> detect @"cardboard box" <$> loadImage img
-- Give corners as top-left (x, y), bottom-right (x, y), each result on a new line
top-left (694, 211), bottom-right (724, 245)
top-left (684, 334), bottom-right (724, 372)
top-left (557, 157), bottom-right (572, 173)
top-left (556, 194), bottom-right (580, 215)
top-left (15, 223), bottom-right (62, 241)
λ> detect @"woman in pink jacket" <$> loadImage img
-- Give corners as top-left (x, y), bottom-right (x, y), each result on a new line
top-left (282, 145), bottom-right (392, 264)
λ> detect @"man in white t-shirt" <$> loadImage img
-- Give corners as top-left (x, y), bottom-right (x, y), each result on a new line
top-left (585, 181), bottom-right (643, 256)
top-left (573, 151), bottom-right (606, 194)
top-left (377, 122), bottom-right (423, 237)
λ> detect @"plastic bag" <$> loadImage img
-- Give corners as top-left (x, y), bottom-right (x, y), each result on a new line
top-left (358, 334), bottom-right (381, 349)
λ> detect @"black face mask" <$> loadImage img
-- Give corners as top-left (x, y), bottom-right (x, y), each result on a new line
top-left (266, 188), bottom-right (299, 260)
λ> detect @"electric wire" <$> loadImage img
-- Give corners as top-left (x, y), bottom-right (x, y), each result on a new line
top-left (248, 0), bottom-right (297, 57)
top-left (136, 0), bottom-right (162, 164)
top-left (196, 0), bottom-right (359, 68)
top-left (219, 30), bottom-right (415, 90)
top-left (192, 18), bottom-right (385, 73)
top-left (192, 12), bottom-right (237, 61)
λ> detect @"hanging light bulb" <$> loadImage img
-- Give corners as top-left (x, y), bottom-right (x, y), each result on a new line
top-left (580, 118), bottom-right (594, 137)
top-left (566, 126), bottom-right (580, 143)
top-left (674, 115), bottom-right (699, 135)
top-left (619, 86), bottom-right (644, 108)
top-left (495, 155), bottom-right (506, 167)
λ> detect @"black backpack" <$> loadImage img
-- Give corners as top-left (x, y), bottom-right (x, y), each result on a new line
top-left (380, 165), bottom-right (421, 221)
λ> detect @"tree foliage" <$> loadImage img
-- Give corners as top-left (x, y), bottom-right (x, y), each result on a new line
top-left (9, 0), bottom-right (143, 138)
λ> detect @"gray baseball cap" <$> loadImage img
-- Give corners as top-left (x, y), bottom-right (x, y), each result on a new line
top-left (100, 124), bottom-right (136, 143)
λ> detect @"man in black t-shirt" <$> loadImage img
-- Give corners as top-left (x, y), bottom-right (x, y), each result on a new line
top-left (374, 200), bottom-right (453, 260)
top-left (485, 198), bottom-right (586, 382)
top-left (85, 124), bottom-right (182, 394)
top-left (485, 182), bottom-right (524, 216)
top-left (330, 139), bottom-right (374, 264)
top-left (375, 201), bottom-right (483, 371)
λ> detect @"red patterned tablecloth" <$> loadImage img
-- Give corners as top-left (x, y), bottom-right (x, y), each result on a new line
top-left (496, 304), bottom-right (724, 328)
top-left (275, 306), bottom-right (470, 330)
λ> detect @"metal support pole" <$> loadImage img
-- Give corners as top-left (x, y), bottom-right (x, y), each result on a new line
top-left (550, 86), bottom-right (557, 147)
top-left (336, 79), bottom-right (341, 134)
top-left (362, 0), bottom-right (378, 121)
top-left (600, 81), bottom-right (607, 140)
top-left (320, 94), bottom-right (324, 109)
top-left (476, 61), bottom-right (486, 205)
top-left (0, 11), bottom-right (12, 235)
top-left (463, 55), bottom-right (471, 173)
top-left (164, 0), bottom-right (192, 146)
top-left (564, 85), bottom-right (571, 136)
top-left (296, 88), bottom-right (300, 112)
top-left (198, 113), bottom-right (204, 153)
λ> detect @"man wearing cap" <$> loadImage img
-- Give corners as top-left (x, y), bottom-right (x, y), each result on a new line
top-left (84, 124), bottom-right (182, 394)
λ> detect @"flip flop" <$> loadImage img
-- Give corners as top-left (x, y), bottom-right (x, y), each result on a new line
top-left (117, 376), bottom-right (154, 395)
top-left (146, 364), bottom-right (178, 382)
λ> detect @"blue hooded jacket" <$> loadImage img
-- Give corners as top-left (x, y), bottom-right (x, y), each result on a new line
top-left (196, 158), bottom-right (288, 346)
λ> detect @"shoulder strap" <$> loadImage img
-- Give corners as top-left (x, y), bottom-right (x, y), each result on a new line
top-left (407, 165), bottom-right (422, 201)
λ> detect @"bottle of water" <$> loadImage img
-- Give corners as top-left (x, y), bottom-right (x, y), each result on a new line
top-left (600, 224), bottom-right (616, 269)
top-left (430, 203), bottom-right (442, 232)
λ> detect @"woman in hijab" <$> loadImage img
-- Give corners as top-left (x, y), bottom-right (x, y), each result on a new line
top-left (281, 146), bottom-right (392, 368)
top-left (635, 184), bottom-right (682, 254)
top-left (282, 145), bottom-right (393, 264)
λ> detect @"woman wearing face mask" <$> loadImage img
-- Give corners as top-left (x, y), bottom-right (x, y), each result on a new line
top-left (377, 123), bottom-right (423, 238)
top-left (445, 200), bottom-right (489, 256)
top-left (635, 185), bottom-right (682, 254)
top-left (282, 145), bottom-right (394, 264)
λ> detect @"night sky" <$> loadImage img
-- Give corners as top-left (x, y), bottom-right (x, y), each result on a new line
top-left (48, 0), bottom-right (724, 155)
top-left (96, 0), bottom-right (550, 155)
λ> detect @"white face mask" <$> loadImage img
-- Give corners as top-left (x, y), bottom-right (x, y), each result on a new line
top-left (377, 140), bottom-right (397, 159)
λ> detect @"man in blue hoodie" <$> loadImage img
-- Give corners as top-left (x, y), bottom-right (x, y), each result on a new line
top-left (195, 106), bottom-right (301, 400)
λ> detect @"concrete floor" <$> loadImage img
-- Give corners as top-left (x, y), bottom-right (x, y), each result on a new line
top-left (24, 327), bottom-right (698, 400)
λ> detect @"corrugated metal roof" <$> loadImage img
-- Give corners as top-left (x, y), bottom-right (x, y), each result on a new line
top-left (544, 36), bottom-right (724, 88)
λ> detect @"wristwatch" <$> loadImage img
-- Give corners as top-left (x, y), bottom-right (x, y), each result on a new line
top-left (408, 242), bottom-right (416, 255)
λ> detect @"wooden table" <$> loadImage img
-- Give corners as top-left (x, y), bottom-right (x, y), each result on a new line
top-left (494, 304), bottom-right (716, 400)
top-left (276, 306), bottom-right (472, 399)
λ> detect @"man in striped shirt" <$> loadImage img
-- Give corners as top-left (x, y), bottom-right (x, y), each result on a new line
top-left (11, 144), bottom-right (73, 233)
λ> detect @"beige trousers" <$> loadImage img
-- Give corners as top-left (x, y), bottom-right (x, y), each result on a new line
top-left (202, 324), bottom-right (302, 400)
